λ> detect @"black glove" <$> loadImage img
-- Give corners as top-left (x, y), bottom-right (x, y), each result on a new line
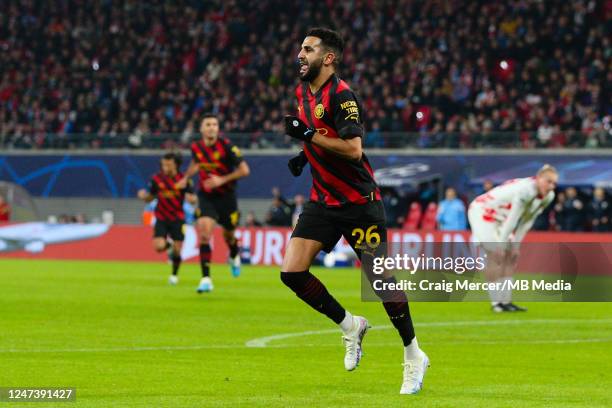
top-left (284, 115), bottom-right (315, 142)
top-left (288, 150), bottom-right (308, 177)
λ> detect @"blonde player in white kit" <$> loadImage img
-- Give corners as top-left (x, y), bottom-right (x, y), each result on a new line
top-left (468, 165), bottom-right (558, 312)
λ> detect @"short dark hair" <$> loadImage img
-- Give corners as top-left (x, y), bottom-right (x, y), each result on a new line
top-left (306, 27), bottom-right (344, 68)
top-left (201, 113), bottom-right (218, 122)
top-left (162, 152), bottom-right (182, 168)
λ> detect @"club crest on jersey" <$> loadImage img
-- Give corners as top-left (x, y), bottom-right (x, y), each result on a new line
top-left (161, 190), bottom-right (177, 198)
top-left (213, 151), bottom-right (221, 160)
top-left (314, 103), bottom-right (325, 119)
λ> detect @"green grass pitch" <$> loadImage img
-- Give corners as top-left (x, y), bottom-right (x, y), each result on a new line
top-left (1, 259), bottom-right (611, 407)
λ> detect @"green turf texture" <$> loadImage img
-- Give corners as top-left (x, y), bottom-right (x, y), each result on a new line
top-left (1, 259), bottom-right (611, 407)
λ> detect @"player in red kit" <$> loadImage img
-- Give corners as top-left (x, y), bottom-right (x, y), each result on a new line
top-left (178, 114), bottom-right (250, 293)
top-left (281, 28), bottom-right (429, 395)
top-left (138, 153), bottom-right (196, 285)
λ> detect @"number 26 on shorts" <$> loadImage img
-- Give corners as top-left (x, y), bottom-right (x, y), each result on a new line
top-left (351, 225), bottom-right (381, 249)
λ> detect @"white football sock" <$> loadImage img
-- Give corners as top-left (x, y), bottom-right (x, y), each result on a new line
top-left (339, 311), bottom-right (354, 333)
top-left (489, 277), bottom-right (511, 305)
top-left (404, 337), bottom-right (421, 360)
top-left (502, 277), bottom-right (514, 303)
top-left (488, 277), bottom-right (506, 304)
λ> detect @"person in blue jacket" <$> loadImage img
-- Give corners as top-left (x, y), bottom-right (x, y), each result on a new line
top-left (436, 187), bottom-right (467, 230)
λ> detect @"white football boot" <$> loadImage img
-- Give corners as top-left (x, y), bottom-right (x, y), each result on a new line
top-left (342, 316), bottom-right (370, 371)
top-left (197, 277), bottom-right (214, 293)
top-left (400, 349), bottom-right (430, 394)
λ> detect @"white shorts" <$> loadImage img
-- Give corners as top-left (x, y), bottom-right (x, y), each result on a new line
top-left (468, 204), bottom-right (503, 252)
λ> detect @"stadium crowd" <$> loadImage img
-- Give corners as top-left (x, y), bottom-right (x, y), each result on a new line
top-left (0, 0), bottom-right (610, 149)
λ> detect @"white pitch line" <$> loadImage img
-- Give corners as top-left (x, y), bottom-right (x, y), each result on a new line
top-left (244, 318), bottom-right (612, 348)
top-left (1, 318), bottom-right (610, 354)
top-left (0, 344), bottom-right (243, 354)
top-left (291, 338), bottom-right (612, 347)
top-left (2, 337), bottom-right (611, 354)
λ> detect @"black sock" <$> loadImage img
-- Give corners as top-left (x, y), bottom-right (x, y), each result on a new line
top-left (280, 271), bottom-right (346, 324)
top-left (165, 241), bottom-right (171, 250)
top-left (200, 244), bottom-right (211, 278)
top-left (228, 238), bottom-right (239, 259)
top-left (377, 276), bottom-right (415, 346)
top-left (171, 252), bottom-right (181, 276)
top-left (383, 300), bottom-right (415, 346)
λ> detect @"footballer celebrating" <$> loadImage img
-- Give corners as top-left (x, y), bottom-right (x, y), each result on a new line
top-left (178, 114), bottom-right (250, 293)
top-left (281, 28), bottom-right (429, 395)
top-left (138, 153), bottom-right (196, 285)
top-left (468, 164), bottom-right (558, 312)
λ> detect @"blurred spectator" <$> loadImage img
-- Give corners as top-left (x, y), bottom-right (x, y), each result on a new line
top-left (266, 197), bottom-right (292, 226)
top-left (482, 180), bottom-right (494, 193)
top-left (533, 199), bottom-right (554, 231)
top-left (183, 201), bottom-right (196, 225)
top-left (365, 121), bottom-right (384, 148)
top-left (588, 187), bottom-right (610, 232)
top-left (0, 194), bottom-right (10, 222)
top-left (536, 120), bottom-right (554, 147)
top-left (266, 188), bottom-right (292, 226)
top-left (436, 188), bottom-right (467, 230)
top-left (472, 179), bottom-right (495, 202)
top-left (382, 189), bottom-right (402, 228)
top-left (245, 211), bottom-right (262, 227)
top-left (142, 200), bottom-right (157, 226)
top-left (0, 0), bottom-right (609, 149)
top-left (560, 187), bottom-right (585, 231)
top-left (552, 191), bottom-right (566, 231)
top-left (418, 182), bottom-right (437, 207)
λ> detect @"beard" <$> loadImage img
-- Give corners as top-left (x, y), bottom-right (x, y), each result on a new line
top-left (299, 57), bottom-right (323, 82)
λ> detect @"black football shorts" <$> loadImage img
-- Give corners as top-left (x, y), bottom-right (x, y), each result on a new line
top-left (196, 192), bottom-right (240, 230)
top-left (153, 220), bottom-right (185, 241)
top-left (292, 200), bottom-right (387, 258)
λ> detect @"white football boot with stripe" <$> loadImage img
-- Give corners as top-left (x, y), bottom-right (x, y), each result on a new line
top-left (342, 316), bottom-right (370, 371)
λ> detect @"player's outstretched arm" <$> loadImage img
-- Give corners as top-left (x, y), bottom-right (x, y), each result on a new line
top-left (203, 161), bottom-right (250, 190)
top-left (223, 161), bottom-right (250, 183)
top-left (176, 160), bottom-right (199, 189)
top-left (137, 189), bottom-right (154, 203)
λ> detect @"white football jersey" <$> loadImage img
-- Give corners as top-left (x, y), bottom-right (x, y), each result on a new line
top-left (471, 177), bottom-right (555, 242)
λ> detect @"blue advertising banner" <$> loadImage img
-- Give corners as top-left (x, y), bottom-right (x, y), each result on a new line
top-left (0, 153), bottom-right (610, 198)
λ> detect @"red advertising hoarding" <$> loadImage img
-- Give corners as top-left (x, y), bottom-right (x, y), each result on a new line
top-left (1, 223), bottom-right (611, 265)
